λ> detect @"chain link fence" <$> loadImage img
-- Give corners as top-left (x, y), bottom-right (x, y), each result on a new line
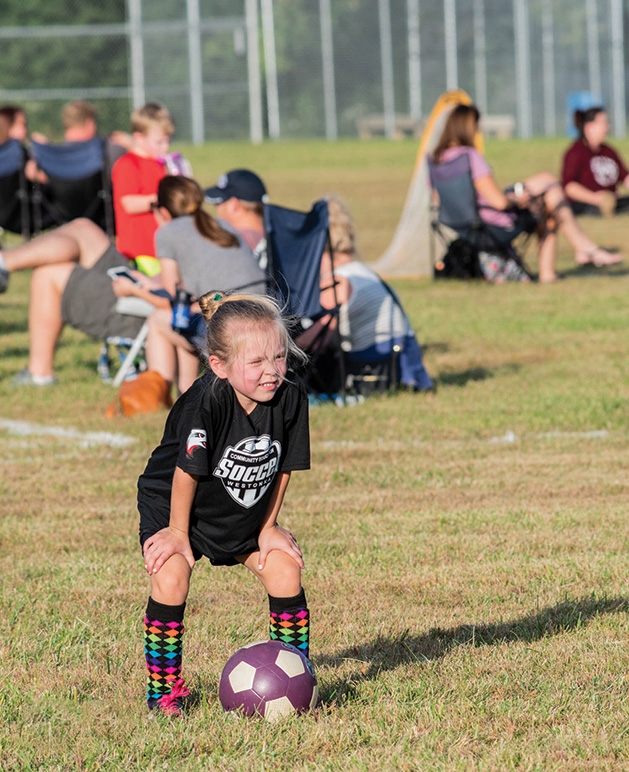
top-left (0, 0), bottom-right (626, 143)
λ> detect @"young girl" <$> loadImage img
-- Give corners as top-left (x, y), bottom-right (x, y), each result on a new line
top-left (138, 291), bottom-right (311, 716)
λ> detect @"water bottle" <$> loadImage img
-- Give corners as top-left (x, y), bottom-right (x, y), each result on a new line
top-left (171, 287), bottom-right (191, 334)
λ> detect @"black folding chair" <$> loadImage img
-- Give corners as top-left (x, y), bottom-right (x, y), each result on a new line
top-left (0, 139), bottom-right (31, 240)
top-left (427, 153), bottom-right (530, 278)
top-left (31, 137), bottom-right (114, 236)
top-left (263, 200), bottom-right (347, 397)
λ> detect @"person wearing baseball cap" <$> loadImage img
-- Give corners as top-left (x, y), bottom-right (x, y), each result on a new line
top-left (205, 169), bottom-right (269, 262)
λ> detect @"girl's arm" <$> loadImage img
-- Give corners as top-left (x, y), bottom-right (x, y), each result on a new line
top-left (257, 471), bottom-right (304, 571)
top-left (143, 467), bottom-right (198, 574)
top-left (564, 180), bottom-right (613, 207)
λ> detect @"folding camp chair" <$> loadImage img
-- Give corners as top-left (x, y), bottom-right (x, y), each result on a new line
top-left (31, 137), bottom-right (114, 236)
top-left (0, 139), bottom-right (31, 240)
top-left (97, 296), bottom-right (153, 388)
top-left (427, 153), bottom-right (530, 279)
top-left (263, 200), bottom-right (347, 397)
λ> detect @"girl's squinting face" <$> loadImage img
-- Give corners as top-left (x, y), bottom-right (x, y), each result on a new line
top-left (212, 325), bottom-right (287, 414)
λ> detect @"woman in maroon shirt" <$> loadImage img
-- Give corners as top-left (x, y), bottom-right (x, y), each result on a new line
top-left (561, 107), bottom-right (629, 217)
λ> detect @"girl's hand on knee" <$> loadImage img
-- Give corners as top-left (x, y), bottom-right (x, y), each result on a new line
top-left (143, 526), bottom-right (195, 574)
top-left (257, 524), bottom-right (304, 571)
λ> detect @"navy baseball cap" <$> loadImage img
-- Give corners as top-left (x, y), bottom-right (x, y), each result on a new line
top-left (204, 169), bottom-right (268, 204)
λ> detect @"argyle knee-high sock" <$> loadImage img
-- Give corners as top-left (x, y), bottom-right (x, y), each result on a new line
top-left (144, 597), bottom-right (186, 708)
top-left (269, 589), bottom-right (310, 660)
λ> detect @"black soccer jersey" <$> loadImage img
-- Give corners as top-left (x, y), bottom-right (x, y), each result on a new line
top-left (138, 372), bottom-right (310, 565)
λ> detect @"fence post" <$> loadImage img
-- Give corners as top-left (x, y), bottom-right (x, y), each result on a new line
top-left (542, 0), bottom-right (556, 136)
top-left (444, 0), bottom-right (458, 90)
top-left (513, 0), bottom-right (532, 137)
top-left (320, 0), bottom-right (338, 140)
top-left (186, 0), bottom-right (204, 145)
top-left (407, 0), bottom-right (421, 120)
top-left (126, 0), bottom-right (145, 109)
top-left (245, 0), bottom-right (263, 144)
top-left (261, 0), bottom-right (280, 140)
top-left (610, 0), bottom-right (626, 137)
top-left (378, 0), bottom-right (395, 139)
top-left (473, 0), bottom-right (487, 114)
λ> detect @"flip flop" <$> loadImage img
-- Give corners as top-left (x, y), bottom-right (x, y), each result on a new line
top-left (575, 248), bottom-right (623, 267)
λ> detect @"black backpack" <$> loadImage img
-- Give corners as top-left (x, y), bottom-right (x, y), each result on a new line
top-left (434, 238), bottom-right (483, 280)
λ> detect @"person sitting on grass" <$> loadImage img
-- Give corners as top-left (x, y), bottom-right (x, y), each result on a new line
top-left (139, 291), bottom-right (311, 717)
top-left (296, 195), bottom-right (434, 394)
top-left (431, 103), bottom-right (622, 283)
top-left (145, 176), bottom-right (267, 396)
top-left (561, 106), bottom-right (629, 217)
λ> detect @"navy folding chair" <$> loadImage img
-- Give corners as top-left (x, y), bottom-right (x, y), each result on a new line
top-left (0, 139), bottom-right (31, 240)
top-left (264, 200), bottom-right (346, 396)
top-left (31, 137), bottom-right (114, 236)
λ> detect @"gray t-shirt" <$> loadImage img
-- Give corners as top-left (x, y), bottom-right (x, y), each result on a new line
top-left (155, 215), bottom-right (267, 299)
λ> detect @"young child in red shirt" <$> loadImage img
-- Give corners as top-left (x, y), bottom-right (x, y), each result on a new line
top-left (112, 102), bottom-right (174, 260)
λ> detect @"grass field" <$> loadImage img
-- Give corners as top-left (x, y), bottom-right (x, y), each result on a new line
top-left (1, 136), bottom-right (629, 771)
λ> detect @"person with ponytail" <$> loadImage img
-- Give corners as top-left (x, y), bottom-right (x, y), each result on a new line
top-left (138, 291), bottom-right (311, 717)
top-left (145, 176), bottom-right (267, 395)
top-left (561, 106), bottom-right (629, 217)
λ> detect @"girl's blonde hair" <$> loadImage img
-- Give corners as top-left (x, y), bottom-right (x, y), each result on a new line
top-left (157, 176), bottom-right (239, 248)
top-left (324, 194), bottom-right (358, 257)
top-left (198, 291), bottom-right (307, 369)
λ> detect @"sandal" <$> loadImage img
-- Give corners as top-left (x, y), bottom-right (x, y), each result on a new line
top-left (575, 248), bottom-right (623, 267)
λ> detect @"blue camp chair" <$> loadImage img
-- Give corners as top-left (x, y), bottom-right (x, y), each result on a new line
top-left (30, 137), bottom-right (114, 236)
top-left (263, 200), bottom-right (347, 396)
top-left (0, 139), bottom-right (31, 240)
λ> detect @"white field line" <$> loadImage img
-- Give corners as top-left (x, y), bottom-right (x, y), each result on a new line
top-left (320, 429), bottom-right (609, 451)
top-left (0, 418), bottom-right (136, 448)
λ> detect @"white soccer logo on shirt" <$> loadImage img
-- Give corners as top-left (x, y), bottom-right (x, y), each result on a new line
top-left (213, 434), bottom-right (282, 508)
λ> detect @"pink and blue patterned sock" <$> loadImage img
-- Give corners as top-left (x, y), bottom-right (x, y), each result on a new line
top-left (269, 589), bottom-right (310, 660)
top-left (144, 597), bottom-right (186, 709)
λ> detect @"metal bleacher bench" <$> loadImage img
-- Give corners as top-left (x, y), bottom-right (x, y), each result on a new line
top-left (357, 114), bottom-right (424, 139)
top-left (480, 114), bottom-right (516, 139)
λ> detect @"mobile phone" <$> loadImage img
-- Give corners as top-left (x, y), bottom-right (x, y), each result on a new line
top-left (513, 182), bottom-right (524, 197)
top-left (107, 266), bottom-right (142, 285)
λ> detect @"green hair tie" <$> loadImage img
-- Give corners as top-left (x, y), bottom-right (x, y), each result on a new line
top-left (213, 293), bottom-right (223, 301)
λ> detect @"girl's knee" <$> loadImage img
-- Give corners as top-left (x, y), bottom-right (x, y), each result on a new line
top-left (151, 559), bottom-right (191, 604)
top-left (261, 552), bottom-right (302, 596)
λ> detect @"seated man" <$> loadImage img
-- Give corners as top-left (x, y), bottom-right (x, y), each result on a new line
top-left (296, 195), bottom-right (434, 395)
top-left (1, 217), bottom-right (168, 384)
top-left (204, 168), bottom-right (268, 267)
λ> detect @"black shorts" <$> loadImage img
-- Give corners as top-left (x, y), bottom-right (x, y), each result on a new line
top-left (570, 196), bottom-right (629, 217)
top-left (138, 492), bottom-right (260, 567)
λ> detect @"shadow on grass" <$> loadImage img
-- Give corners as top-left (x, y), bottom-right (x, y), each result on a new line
top-left (318, 594), bottom-right (628, 704)
top-left (559, 264), bottom-right (629, 280)
top-left (0, 323), bottom-right (27, 337)
top-left (436, 366), bottom-right (495, 387)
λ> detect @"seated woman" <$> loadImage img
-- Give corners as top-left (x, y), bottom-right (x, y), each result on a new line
top-left (561, 106), bottom-right (629, 217)
top-left (296, 195), bottom-right (433, 395)
top-left (431, 103), bottom-right (621, 283)
top-left (145, 176), bottom-right (267, 395)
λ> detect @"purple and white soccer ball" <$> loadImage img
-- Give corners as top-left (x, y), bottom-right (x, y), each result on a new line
top-left (219, 640), bottom-right (318, 721)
